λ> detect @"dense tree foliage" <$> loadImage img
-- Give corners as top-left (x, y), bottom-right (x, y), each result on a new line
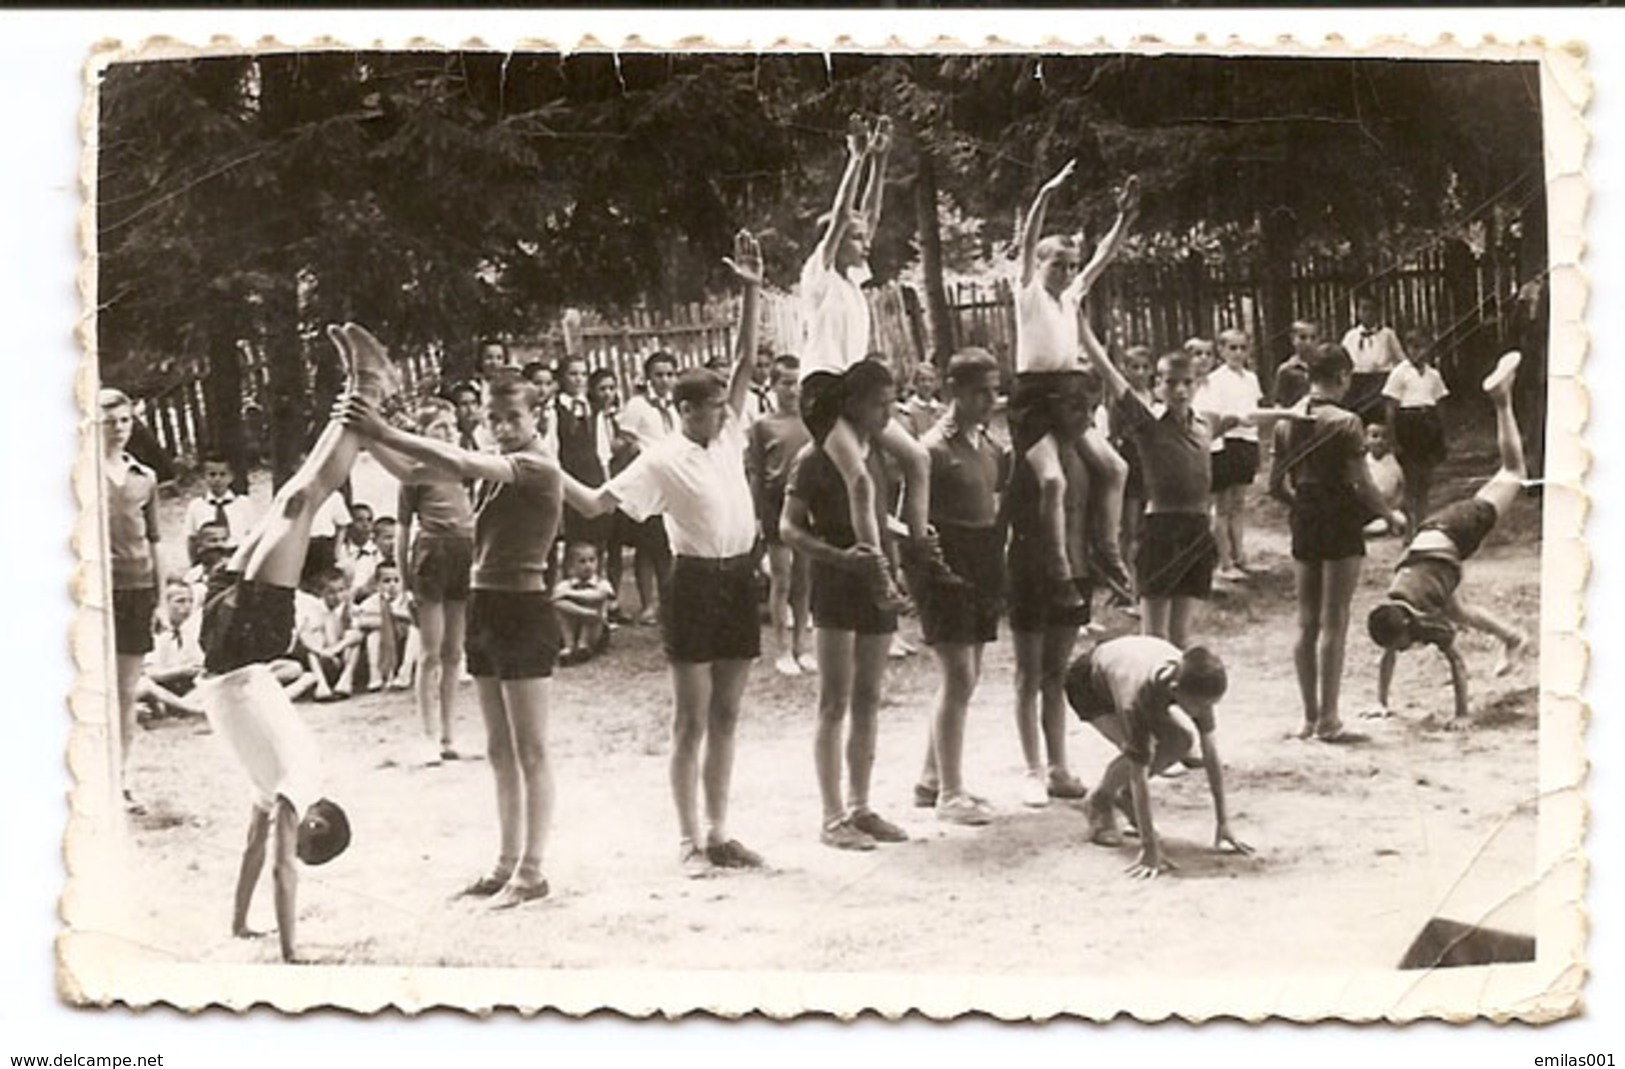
top-left (96, 51), bottom-right (1544, 476)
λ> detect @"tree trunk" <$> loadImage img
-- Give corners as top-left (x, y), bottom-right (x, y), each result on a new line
top-left (203, 321), bottom-right (248, 493)
top-left (1514, 190), bottom-right (1548, 481)
top-left (912, 145), bottom-right (954, 366)
top-left (256, 54), bottom-right (309, 491)
top-left (1257, 207), bottom-right (1297, 398)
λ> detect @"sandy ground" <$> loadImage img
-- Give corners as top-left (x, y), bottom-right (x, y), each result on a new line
top-left (117, 434), bottom-right (1541, 977)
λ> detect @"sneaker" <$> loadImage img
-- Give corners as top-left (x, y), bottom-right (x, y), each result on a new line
top-left (1482, 350), bottom-right (1522, 396)
top-left (1047, 770), bottom-right (1089, 800)
top-left (421, 742), bottom-right (444, 768)
top-left (706, 839), bottom-right (765, 869)
top-left (821, 816), bottom-right (877, 851)
top-left (440, 746), bottom-right (462, 762)
top-left (913, 782), bottom-right (940, 809)
top-left (936, 794), bottom-right (995, 827)
top-left (335, 323), bottom-right (403, 407)
top-left (680, 843), bottom-right (714, 878)
top-left (456, 869), bottom-right (513, 899)
top-left (850, 808), bottom-right (909, 843)
top-left (1215, 566), bottom-right (1247, 583)
top-left (1020, 770), bottom-right (1051, 808)
top-left (488, 876), bottom-right (551, 909)
top-left (774, 653), bottom-right (802, 677)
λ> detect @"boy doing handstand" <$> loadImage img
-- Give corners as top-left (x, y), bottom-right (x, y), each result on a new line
top-left (1365, 352), bottom-right (1531, 727)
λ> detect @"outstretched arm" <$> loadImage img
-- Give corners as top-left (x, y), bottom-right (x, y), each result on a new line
top-left (814, 114), bottom-right (871, 271)
top-left (1020, 159), bottom-right (1076, 286)
top-left (272, 799), bottom-right (300, 962)
top-left (1078, 315), bottom-right (1132, 400)
top-left (859, 116), bottom-right (892, 235)
top-left (344, 399), bottom-right (520, 485)
top-left (1070, 175), bottom-right (1139, 301)
top-left (1199, 730), bottom-right (1252, 855)
top-left (722, 230), bottom-right (762, 420)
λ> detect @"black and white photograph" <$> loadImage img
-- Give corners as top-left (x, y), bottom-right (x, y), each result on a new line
top-left (61, 32), bottom-right (1586, 1020)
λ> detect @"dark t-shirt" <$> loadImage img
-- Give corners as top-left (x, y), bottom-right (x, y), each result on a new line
top-left (1114, 393), bottom-right (1212, 514)
top-left (924, 424), bottom-right (1007, 529)
top-left (786, 443), bottom-right (889, 553)
top-left (470, 439), bottom-right (561, 592)
top-left (1278, 398), bottom-right (1365, 494)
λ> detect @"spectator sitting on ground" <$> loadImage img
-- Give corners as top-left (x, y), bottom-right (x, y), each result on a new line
top-left (138, 577), bottom-right (207, 719)
top-left (354, 560), bottom-right (416, 691)
top-left (297, 569), bottom-right (363, 701)
top-left (551, 541), bottom-right (615, 666)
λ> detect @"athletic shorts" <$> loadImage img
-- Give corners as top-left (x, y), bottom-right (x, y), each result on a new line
top-left (1418, 497), bottom-right (1500, 563)
top-left (759, 480), bottom-right (788, 546)
top-left (465, 589), bottom-right (560, 680)
top-left (1348, 372), bottom-right (1390, 423)
top-left (1289, 485), bottom-right (1367, 563)
top-left (914, 523), bottom-right (1003, 646)
top-left (661, 555), bottom-right (763, 663)
top-left (1393, 407), bottom-right (1447, 469)
top-left (1136, 512), bottom-right (1217, 599)
top-left (112, 586), bottom-right (157, 657)
top-left (1211, 438), bottom-right (1260, 492)
top-left (201, 571), bottom-right (297, 675)
top-left (1009, 371), bottom-right (1073, 455)
top-left (1007, 555), bottom-right (1091, 633)
top-left (562, 508), bottom-right (612, 550)
top-left (799, 371), bottom-right (845, 446)
top-left (810, 559), bottom-right (898, 636)
top-left (1066, 656), bottom-right (1195, 766)
top-left (409, 535), bottom-right (473, 602)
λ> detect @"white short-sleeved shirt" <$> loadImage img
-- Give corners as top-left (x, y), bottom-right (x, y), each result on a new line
top-left (1015, 282), bottom-right (1082, 373)
top-left (182, 493), bottom-right (257, 545)
top-left (1198, 364), bottom-right (1263, 443)
top-left (1382, 361), bottom-right (1449, 409)
top-left (310, 493), bottom-right (351, 539)
top-left (606, 418), bottom-right (757, 559)
top-left (203, 663), bottom-right (322, 814)
top-left (349, 451), bottom-right (403, 520)
top-left (799, 254), bottom-right (872, 378)
top-left (1367, 453), bottom-right (1405, 509)
top-left (1340, 325), bottom-right (1406, 375)
top-left (621, 393), bottom-right (679, 452)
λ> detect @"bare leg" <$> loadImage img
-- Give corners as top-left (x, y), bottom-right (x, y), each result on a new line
top-left (1226, 487), bottom-right (1249, 570)
top-left (1141, 596), bottom-right (1172, 641)
top-left (814, 628), bottom-right (856, 824)
top-left (1213, 497), bottom-right (1234, 572)
top-left (790, 551), bottom-right (812, 666)
top-left (1476, 351), bottom-right (1527, 519)
top-left (825, 417), bottom-right (886, 551)
top-left (879, 418), bottom-right (931, 540)
top-left (1012, 628), bottom-right (1046, 778)
top-left (1167, 597), bottom-right (1196, 649)
top-left (669, 661), bottom-right (712, 847)
top-left (115, 654), bottom-right (143, 799)
top-left (1292, 561), bottom-right (1322, 738)
top-left (768, 545), bottom-right (796, 671)
top-left (702, 659), bottom-right (752, 846)
top-left (924, 643), bottom-right (978, 797)
top-left (415, 600), bottom-right (447, 744)
top-left (1448, 595), bottom-right (1528, 676)
top-left (471, 678), bottom-right (519, 889)
top-left (1078, 429), bottom-right (1131, 594)
top-left (845, 632), bottom-right (892, 813)
top-left (1315, 556), bottom-right (1364, 736)
top-left (489, 676), bottom-right (553, 905)
top-left (1040, 624), bottom-right (1081, 783)
top-left (438, 601), bottom-right (466, 749)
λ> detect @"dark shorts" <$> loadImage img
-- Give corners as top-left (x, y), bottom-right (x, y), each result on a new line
top-left (465, 589), bottom-right (560, 680)
top-left (1009, 371), bottom-right (1073, 455)
top-left (799, 371), bottom-right (846, 446)
top-left (201, 571), bottom-right (297, 675)
top-left (1348, 372), bottom-right (1390, 423)
top-left (661, 555), bottom-right (763, 663)
top-left (1211, 439), bottom-right (1260, 492)
top-left (410, 535), bottom-right (473, 602)
top-left (1393, 407), bottom-right (1447, 469)
top-left (915, 523), bottom-right (1003, 646)
top-left (811, 559), bottom-right (898, 636)
top-left (563, 507), bottom-right (613, 550)
top-left (1137, 512), bottom-right (1217, 599)
top-left (1120, 440), bottom-right (1146, 502)
top-left (759, 480), bottom-right (788, 546)
top-left (1289, 486), bottom-right (1367, 563)
top-left (636, 515), bottom-right (672, 564)
top-left (1007, 537), bottom-right (1091, 632)
top-left (112, 586), bottom-right (157, 657)
top-left (1418, 497), bottom-right (1500, 563)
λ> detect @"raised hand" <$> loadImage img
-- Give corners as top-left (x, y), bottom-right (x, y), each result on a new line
top-left (869, 115), bottom-right (894, 156)
top-left (846, 112), bottom-right (870, 156)
top-left (1117, 174), bottom-right (1142, 217)
top-left (1041, 158), bottom-right (1077, 194)
top-left (722, 229), bottom-right (763, 288)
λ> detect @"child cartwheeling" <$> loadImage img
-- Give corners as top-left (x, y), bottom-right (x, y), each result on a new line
top-left (1065, 636), bottom-right (1251, 878)
top-left (1012, 159), bottom-right (1139, 604)
top-left (344, 332), bottom-right (565, 909)
top-left (1270, 344), bottom-right (1407, 742)
top-left (798, 113), bottom-right (955, 611)
top-left (1383, 328), bottom-right (1451, 538)
top-left (551, 542), bottom-right (614, 666)
top-left (192, 322), bottom-right (390, 960)
top-left (1365, 352), bottom-right (1531, 727)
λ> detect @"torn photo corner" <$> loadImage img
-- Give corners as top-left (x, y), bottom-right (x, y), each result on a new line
top-left (64, 30), bottom-right (1588, 1020)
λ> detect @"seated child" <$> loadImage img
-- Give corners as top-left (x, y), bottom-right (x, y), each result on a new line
top-left (354, 560), bottom-right (415, 690)
top-left (1362, 422), bottom-right (1407, 537)
top-left (297, 568), bottom-right (363, 700)
top-left (1365, 351), bottom-right (1531, 727)
top-left (184, 520), bottom-right (233, 616)
top-left (1065, 635), bottom-right (1252, 878)
top-left (138, 577), bottom-right (207, 718)
top-left (551, 541), bottom-right (614, 665)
